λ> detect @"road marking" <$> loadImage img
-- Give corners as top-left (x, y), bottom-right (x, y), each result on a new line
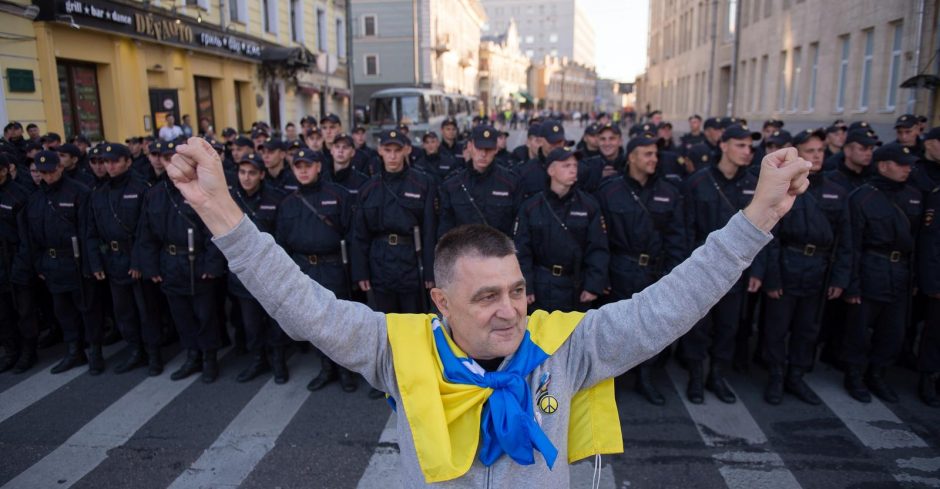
top-left (356, 414), bottom-right (401, 489)
top-left (166, 358), bottom-right (316, 489)
top-left (0, 344), bottom-right (124, 424)
top-left (0, 349), bottom-right (226, 489)
top-left (665, 362), bottom-right (803, 489)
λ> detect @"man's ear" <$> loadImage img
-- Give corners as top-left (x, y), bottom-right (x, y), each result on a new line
top-left (430, 288), bottom-right (449, 317)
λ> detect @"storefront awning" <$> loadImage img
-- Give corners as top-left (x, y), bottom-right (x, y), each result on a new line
top-left (261, 47), bottom-right (316, 68)
top-left (900, 74), bottom-right (940, 90)
top-left (514, 91), bottom-right (533, 103)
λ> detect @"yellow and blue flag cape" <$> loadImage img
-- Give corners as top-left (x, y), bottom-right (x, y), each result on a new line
top-left (386, 310), bottom-right (623, 483)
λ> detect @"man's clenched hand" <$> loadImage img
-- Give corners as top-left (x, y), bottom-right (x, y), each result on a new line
top-left (744, 147), bottom-right (812, 233)
top-left (167, 137), bottom-right (244, 236)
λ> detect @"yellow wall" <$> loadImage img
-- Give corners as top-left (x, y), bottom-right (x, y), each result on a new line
top-left (0, 12), bottom-right (47, 130)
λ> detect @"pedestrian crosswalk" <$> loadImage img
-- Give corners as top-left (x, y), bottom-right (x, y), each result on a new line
top-left (0, 350), bottom-right (938, 489)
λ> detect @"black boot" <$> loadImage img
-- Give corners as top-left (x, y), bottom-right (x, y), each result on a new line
top-left (201, 349), bottom-right (219, 384)
top-left (37, 327), bottom-right (62, 349)
top-left (686, 361), bottom-right (704, 404)
top-left (0, 340), bottom-right (20, 373)
top-left (87, 344), bottom-right (105, 375)
top-left (764, 365), bottom-right (784, 405)
top-left (13, 338), bottom-right (38, 374)
top-left (114, 346), bottom-right (147, 374)
top-left (865, 366), bottom-right (898, 403)
top-left (307, 356), bottom-right (338, 391)
top-left (706, 362), bottom-right (737, 404)
top-left (170, 349), bottom-right (203, 380)
top-left (843, 366), bottom-right (871, 403)
top-left (271, 346), bottom-right (289, 385)
top-left (785, 366), bottom-right (821, 405)
top-left (146, 346), bottom-right (164, 376)
top-left (919, 373), bottom-right (940, 408)
top-left (635, 365), bottom-right (665, 405)
top-left (339, 367), bottom-right (359, 393)
top-left (50, 341), bottom-right (87, 374)
top-left (237, 350), bottom-right (271, 383)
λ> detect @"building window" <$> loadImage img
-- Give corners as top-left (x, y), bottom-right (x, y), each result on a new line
top-left (229, 0), bottom-right (247, 23)
top-left (752, 0), bottom-right (760, 22)
top-left (808, 43), bottom-right (818, 111)
top-left (777, 50), bottom-right (787, 111)
top-left (194, 76), bottom-right (214, 132)
top-left (57, 61), bottom-right (104, 141)
top-left (764, 0), bottom-right (772, 17)
top-left (365, 54), bottom-right (379, 76)
top-left (336, 18), bottom-right (346, 58)
top-left (836, 35), bottom-right (850, 111)
top-left (725, 0), bottom-right (737, 42)
top-left (549, 33), bottom-right (558, 43)
top-left (759, 55), bottom-right (769, 112)
top-left (262, 0), bottom-right (277, 34)
top-left (234, 81), bottom-right (248, 133)
top-left (525, 49), bottom-right (534, 58)
top-left (790, 47), bottom-right (801, 111)
top-left (749, 57), bottom-right (758, 111)
top-left (525, 35), bottom-right (534, 44)
top-left (186, 0), bottom-right (210, 10)
top-left (363, 15), bottom-right (377, 36)
top-left (859, 29), bottom-right (873, 110)
top-left (290, 0), bottom-right (303, 42)
top-left (317, 8), bottom-right (327, 52)
top-left (886, 23), bottom-right (903, 110)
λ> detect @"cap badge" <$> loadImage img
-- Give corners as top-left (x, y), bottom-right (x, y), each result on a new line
top-left (483, 130), bottom-right (491, 137)
top-left (701, 155), bottom-right (708, 162)
top-left (903, 147), bottom-right (910, 154)
top-left (390, 131), bottom-right (397, 138)
top-left (39, 156), bottom-right (45, 162)
top-left (552, 126), bottom-right (559, 133)
top-left (106, 146), bottom-right (112, 151)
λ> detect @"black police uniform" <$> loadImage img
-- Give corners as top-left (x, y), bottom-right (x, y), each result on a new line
top-left (328, 163), bottom-right (371, 198)
top-left (263, 142), bottom-right (300, 194)
top-left (352, 131), bottom-right (437, 314)
top-left (679, 131), bottom-right (706, 155)
top-left (916, 187), bottom-right (940, 405)
top-left (0, 171), bottom-right (37, 372)
top-left (910, 157), bottom-right (940, 196)
top-left (414, 148), bottom-right (459, 183)
top-left (87, 145), bottom-right (164, 375)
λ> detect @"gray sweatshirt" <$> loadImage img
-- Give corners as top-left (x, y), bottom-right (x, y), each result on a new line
top-left (212, 211), bottom-right (771, 488)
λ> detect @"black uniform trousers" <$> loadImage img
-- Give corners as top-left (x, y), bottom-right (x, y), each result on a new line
top-left (760, 293), bottom-right (822, 368)
top-left (840, 299), bottom-right (907, 368)
top-left (237, 296), bottom-right (288, 352)
top-left (531, 267), bottom-right (587, 313)
top-left (50, 278), bottom-right (104, 345)
top-left (109, 281), bottom-right (162, 348)
top-left (0, 287), bottom-right (38, 342)
top-left (680, 283), bottom-right (746, 364)
top-left (372, 289), bottom-right (423, 314)
top-left (165, 283), bottom-right (222, 351)
top-left (917, 297), bottom-right (940, 373)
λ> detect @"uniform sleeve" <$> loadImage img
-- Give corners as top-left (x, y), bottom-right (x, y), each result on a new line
top-left (663, 193), bottom-right (688, 272)
top-left (828, 204), bottom-right (852, 290)
top-left (437, 180), bottom-right (456, 240)
top-left (754, 233), bottom-right (780, 291)
top-left (421, 178), bottom-right (437, 276)
top-left (513, 205), bottom-right (536, 295)
top-left (581, 202), bottom-right (609, 295)
top-left (133, 193), bottom-right (162, 280)
top-left (351, 192), bottom-right (371, 283)
top-left (13, 202), bottom-right (36, 282)
top-left (680, 178), bottom-right (698, 254)
top-left (85, 193), bottom-right (105, 275)
top-left (566, 211), bottom-right (772, 390)
top-left (845, 198), bottom-right (864, 298)
top-left (918, 195), bottom-right (940, 294)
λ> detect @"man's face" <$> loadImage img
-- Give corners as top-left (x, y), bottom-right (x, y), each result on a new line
top-left (352, 131), bottom-right (366, 146)
top-left (896, 126), bottom-right (920, 147)
top-left (720, 138), bottom-right (754, 167)
top-left (128, 141), bottom-right (141, 154)
top-left (330, 141), bottom-right (355, 166)
top-left (442, 125), bottom-right (457, 142)
top-left (238, 163), bottom-right (265, 193)
top-left (843, 142), bottom-right (874, 168)
top-left (29, 164), bottom-right (41, 185)
top-left (762, 126), bottom-right (776, 139)
top-left (827, 129), bottom-right (847, 148)
top-left (704, 127), bottom-right (723, 145)
top-left (291, 160), bottom-right (321, 185)
top-left (650, 113), bottom-right (663, 125)
top-left (285, 125), bottom-right (297, 140)
top-left (44, 140), bottom-right (60, 150)
top-left (104, 157), bottom-right (132, 178)
top-left (39, 165), bottom-right (64, 185)
top-left (547, 157), bottom-right (579, 187)
top-left (689, 118), bottom-right (702, 133)
top-left (878, 161), bottom-right (911, 182)
top-left (0, 165), bottom-right (8, 185)
top-left (182, 116), bottom-right (190, 126)
top-left (165, 115), bottom-right (175, 127)
top-left (796, 137), bottom-right (825, 173)
top-left (57, 153), bottom-right (77, 170)
top-left (261, 148), bottom-right (285, 169)
top-left (232, 145), bottom-right (250, 162)
top-left (305, 133), bottom-right (323, 150)
top-left (597, 130), bottom-right (622, 160)
top-left (628, 145), bottom-right (658, 177)
top-left (432, 254), bottom-right (528, 360)
top-left (423, 137), bottom-right (441, 155)
top-left (526, 135), bottom-right (540, 156)
top-left (925, 139), bottom-right (940, 162)
top-left (468, 142), bottom-right (496, 170)
top-left (252, 135), bottom-right (268, 149)
top-left (321, 121), bottom-right (340, 144)
top-left (497, 134), bottom-right (508, 151)
top-left (583, 133), bottom-right (598, 150)
top-left (658, 126), bottom-right (673, 140)
top-left (27, 127), bottom-right (40, 139)
top-left (378, 143), bottom-right (407, 170)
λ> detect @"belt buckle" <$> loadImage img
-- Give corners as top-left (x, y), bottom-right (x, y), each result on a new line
top-left (167, 244), bottom-right (177, 256)
top-left (638, 253), bottom-right (650, 266)
top-left (551, 265), bottom-right (563, 277)
top-left (890, 251), bottom-right (901, 262)
top-left (308, 255), bottom-right (318, 265)
top-left (109, 241), bottom-right (120, 252)
top-left (804, 244), bottom-right (816, 257)
top-left (48, 248), bottom-right (56, 258)
top-left (388, 234), bottom-right (399, 246)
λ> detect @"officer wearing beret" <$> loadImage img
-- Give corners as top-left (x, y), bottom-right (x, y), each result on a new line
top-left (917, 177), bottom-right (940, 406)
top-left (841, 143), bottom-right (923, 403)
top-left (15, 151), bottom-right (106, 375)
top-left (594, 134), bottom-right (686, 404)
top-left (514, 147), bottom-right (609, 313)
top-left (894, 114), bottom-right (925, 158)
top-left (135, 141), bottom-right (228, 383)
top-left (686, 117), bottom-right (724, 172)
top-left (679, 124), bottom-right (760, 404)
top-left (261, 139), bottom-right (299, 193)
top-left (0, 152), bottom-right (36, 373)
top-left (438, 125), bottom-right (520, 239)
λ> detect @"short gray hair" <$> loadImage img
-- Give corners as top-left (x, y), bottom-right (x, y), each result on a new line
top-left (434, 225), bottom-right (516, 289)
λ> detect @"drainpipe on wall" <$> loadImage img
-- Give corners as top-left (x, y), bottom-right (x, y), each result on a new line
top-left (705, 0), bottom-right (719, 117)
top-left (907, 0), bottom-right (926, 114)
top-left (413, 0), bottom-right (420, 86)
top-left (346, 0), bottom-right (355, 124)
top-left (727, 0), bottom-right (741, 116)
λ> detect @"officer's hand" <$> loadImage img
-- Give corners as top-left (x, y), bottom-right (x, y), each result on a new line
top-left (93, 271), bottom-right (106, 281)
top-left (744, 148), bottom-right (812, 233)
top-left (747, 277), bottom-right (762, 293)
top-left (527, 294), bottom-right (535, 305)
top-left (766, 289), bottom-right (783, 299)
top-left (359, 280), bottom-right (371, 292)
top-left (827, 287), bottom-right (843, 300)
top-left (152, 275), bottom-right (163, 283)
top-left (169, 137), bottom-right (243, 236)
top-left (844, 296), bottom-right (861, 304)
top-left (579, 290), bottom-right (598, 303)
top-left (128, 269), bottom-right (141, 280)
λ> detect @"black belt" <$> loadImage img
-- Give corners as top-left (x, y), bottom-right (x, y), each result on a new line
top-left (864, 249), bottom-right (908, 263)
top-left (381, 233), bottom-right (414, 246)
top-left (293, 252), bottom-right (342, 265)
top-left (538, 264), bottom-right (573, 277)
top-left (614, 252), bottom-right (655, 267)
top-left (784, 244), bottom-right (831, 257)
top-left (164, 244), bottom-right (200, 256)
top-left (105, 240), bottom-right (132, 253)
top-left (46, 247), bottom-right (73, 259)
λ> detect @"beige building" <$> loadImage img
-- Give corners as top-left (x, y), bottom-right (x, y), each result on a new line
top-left (478, 19), bottom-right (530, 114)
top-left (529, 55), bottom-right (597, 114)
top-left (636, 0), bottom-right (939, 135)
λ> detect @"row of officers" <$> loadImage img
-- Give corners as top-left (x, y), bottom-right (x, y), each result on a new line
top-left (0, 113), bottom-right (938, 410)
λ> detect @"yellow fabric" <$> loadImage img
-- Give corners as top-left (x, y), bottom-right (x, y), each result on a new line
top-left (386, 310), bottom-right (623, 483)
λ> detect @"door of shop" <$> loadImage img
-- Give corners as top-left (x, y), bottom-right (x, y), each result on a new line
top-left (149, 89), bottom-right (181, 137)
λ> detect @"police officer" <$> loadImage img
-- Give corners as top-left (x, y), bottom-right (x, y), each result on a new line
top-left (657, 122), bottom-right (678, 153)
top-left (438, 125), bottom-right (520, 239)
top-left (261, 139), bottom-right (299, 193)
top-left (413, 131), bottom-right (458, 183)
top-left (826, 129), bottom-right (878, 192)
top-left (824, 123), bottom-right (849, 161)
top-left (595, 135), bottom-right (686, 404)
top-left (352, 129), bottom-right (437, 314)
top-left (515, 120), bottom-right (568, 200)
top-left (894, 114), bottom-right (925, 158)
top-left (752, 129), bottom-right (851, 405)
top-left (576, 122), bottom-right (601, 159)
top-left (686, 117), bottom-right (724, 172)
top-left (0, 152), bottom-right (37, 373)
top-left (57, 143), bottom-right (96, 188)
top-left (439, 117), bottom-right (465, 167)
top-left (16, 151), bottom-right (106, 375)
top-left (494, 131), bottom-right (514, 168)
top-left (679, 124), bottom-right (760, 404)
top-left (277, 149), bottom-right (359, 391)
top-left (514, 147), bottom-right (609, 313)
top-left (679, 115), bottom-right (706, 154)
top-left (229, 151), bottom-right (290, 384)
top-left (136, 141), bottom-right (227, 383)
top-left (327, 133), bottom-right (370, 195)
top-left (911, 127), bottom-right (940, 195)
top-left (586, 123), bottom-right (627, 178)
top-left (917, 182), bottom-right (940, 406)
top-left (509, 123), bottom-right (541, 167)
top-left (841, 143), bottom-right (923, 403)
